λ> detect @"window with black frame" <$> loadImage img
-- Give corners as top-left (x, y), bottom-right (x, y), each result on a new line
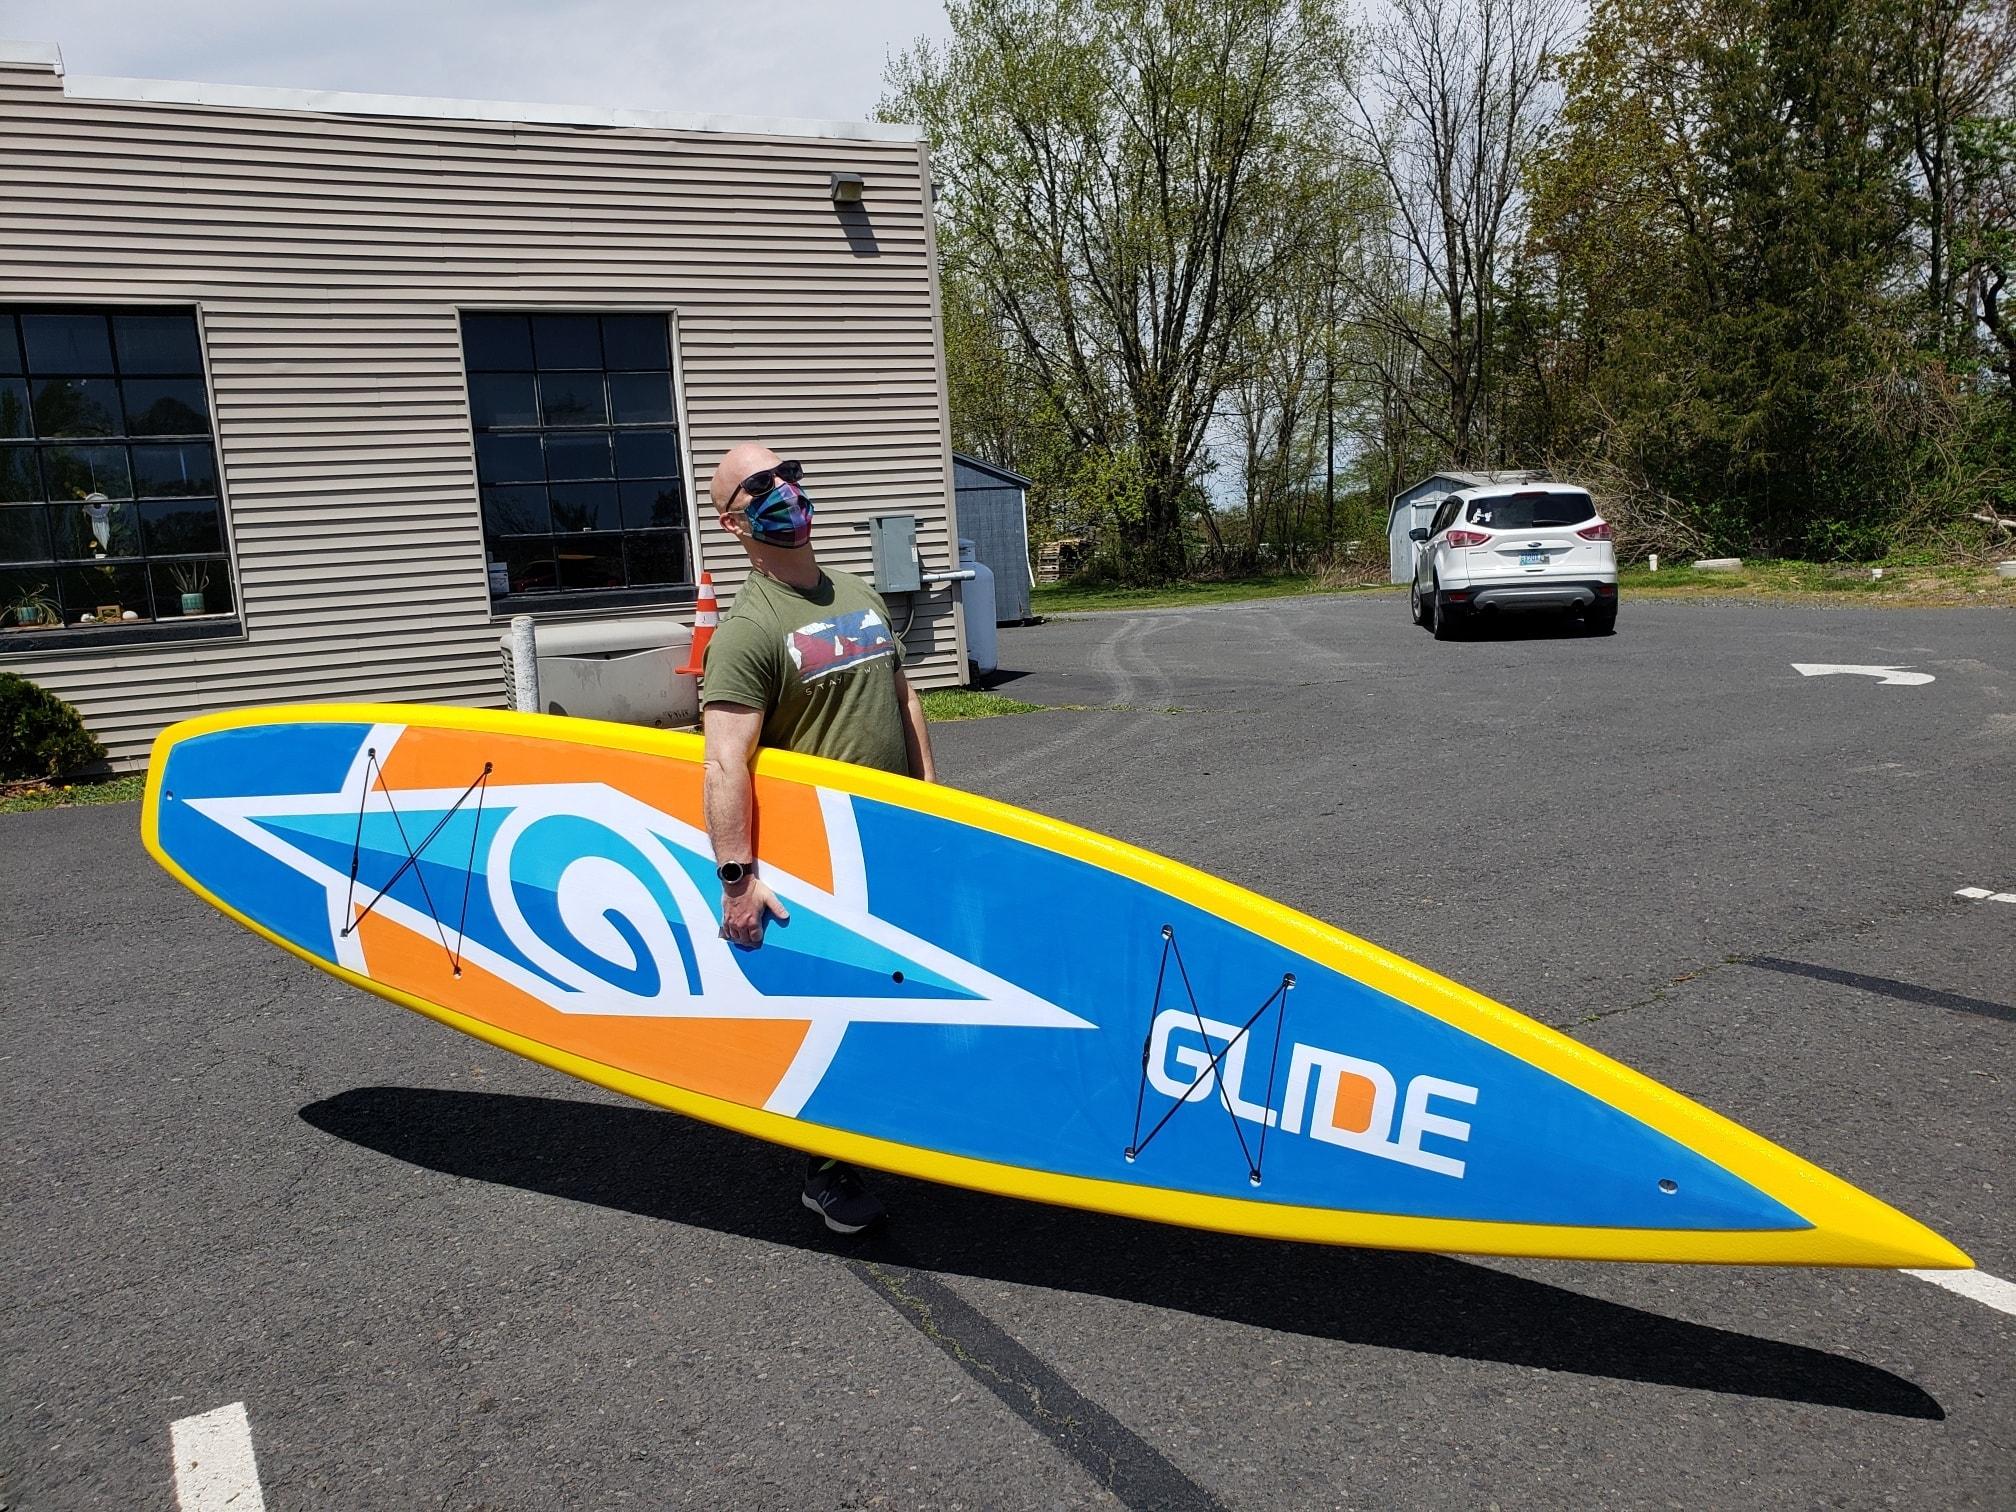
top-left (0, 308), bottom-right (235, 643)
top-left (462, 312), bottom-right (692, 607)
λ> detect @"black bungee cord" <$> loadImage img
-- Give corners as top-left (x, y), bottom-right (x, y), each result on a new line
top-left (1125, 923), bottom-right (1295, 1187)
top-left (341, 754), bottom-right (494, 978)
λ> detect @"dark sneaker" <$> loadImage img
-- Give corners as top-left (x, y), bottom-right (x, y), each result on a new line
top-left (802, 1159), bottom-right (885, 1234)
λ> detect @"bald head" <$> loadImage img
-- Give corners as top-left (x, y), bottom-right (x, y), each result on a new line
top-left (710, 443), bottom-right (782, 513)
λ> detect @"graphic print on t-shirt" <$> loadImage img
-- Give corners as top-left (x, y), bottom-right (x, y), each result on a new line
top-left (787, 608), bottom-right (897, 683)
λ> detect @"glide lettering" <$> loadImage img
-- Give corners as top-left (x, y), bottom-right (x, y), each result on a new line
top-left (1147, 1008), bottom-right (1478, 1178)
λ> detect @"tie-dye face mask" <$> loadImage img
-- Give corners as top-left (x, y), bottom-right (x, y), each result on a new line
top-left (741, 480), bottom-right (814, 547)
top-left (734, 459), bottom-right (814, 547)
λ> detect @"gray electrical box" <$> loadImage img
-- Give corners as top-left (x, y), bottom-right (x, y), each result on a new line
top-left (869, 513), bottom-right (921, 593)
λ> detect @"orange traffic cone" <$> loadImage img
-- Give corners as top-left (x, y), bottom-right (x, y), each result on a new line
top-left (678, 571), bottom-right (717, 676)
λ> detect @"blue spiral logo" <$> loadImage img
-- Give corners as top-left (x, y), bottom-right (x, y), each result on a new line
top-left (492, 812), bottom-right (701, 1002)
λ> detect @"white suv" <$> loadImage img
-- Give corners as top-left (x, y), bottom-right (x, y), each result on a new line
top-left (1408, 484), bottom-right (1618, 638)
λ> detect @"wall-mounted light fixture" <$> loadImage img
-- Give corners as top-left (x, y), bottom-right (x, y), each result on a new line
top-left (829, 172), bottom-right (865, 204)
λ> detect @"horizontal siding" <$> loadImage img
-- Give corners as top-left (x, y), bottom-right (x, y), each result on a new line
top-left (0, 64), bottom-right (965, 764)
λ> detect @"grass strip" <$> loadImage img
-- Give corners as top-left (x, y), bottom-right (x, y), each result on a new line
top-left (1031, 575), bottom-right (1390, 615)
top-left (1617, 560), bottom-right (2016, 607)
top-left (1, 773), bottom-right (146, 815)
top-left (1027, 560), bottom-right (2012, 614)
top-left (919, 689), bottom-right (1048, 722)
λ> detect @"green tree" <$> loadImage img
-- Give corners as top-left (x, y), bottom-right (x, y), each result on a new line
top-left (1517, 0), bottom-right (1986, 557)
top-left (1340, 0), bottom-right (1571, 469)
top-left (1211, 146), bottom-right (1390, 573)
top-left (886, 0), bottom-right (1343, 580)
top-left (1959, 113), bottom-right (2016, 398)
top-left (1898, 0), bottom-right (2014, 356)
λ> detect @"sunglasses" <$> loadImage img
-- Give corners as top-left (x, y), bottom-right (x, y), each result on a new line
top-left (735, 459), bottom-right (804, 505)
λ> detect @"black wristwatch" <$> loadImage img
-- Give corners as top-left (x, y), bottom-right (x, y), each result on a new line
top-left (716, 860), bottom-right (753, 885)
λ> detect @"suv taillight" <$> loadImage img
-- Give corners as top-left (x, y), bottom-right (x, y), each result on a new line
top-left (1446, 529), bottom-right (1491, 548)
top-left (1577, 522), bottom-right (1613, 541)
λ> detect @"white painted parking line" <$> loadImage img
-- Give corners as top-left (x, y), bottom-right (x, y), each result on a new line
top-left (1954, 887), bottom-right (2016, 903)
top-left (1905, 1268), bottom-right (2016, 1318)
top-left (1792, 663), bottom-right (1936, 686)
top-left (170, 1401), bottom-right (266, 1512)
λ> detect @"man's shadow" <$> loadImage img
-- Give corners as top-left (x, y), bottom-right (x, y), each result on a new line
top-left (301, 1087), bottom-right (1941, 1420)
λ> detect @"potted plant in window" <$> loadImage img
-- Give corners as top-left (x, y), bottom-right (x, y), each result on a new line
top-left (6, 583), bottom-right (59, 628)
top-left (169, 560), bottom-right (210, 615)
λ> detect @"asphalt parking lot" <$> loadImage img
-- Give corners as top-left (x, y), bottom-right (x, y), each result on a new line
top-left (6, 590), bottom-right (2012, 1510)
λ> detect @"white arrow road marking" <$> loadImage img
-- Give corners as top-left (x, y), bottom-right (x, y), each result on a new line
top-left (1955, 887), bottom-right (2016, 903)
top-left (170, 1401), bottom-right (266, 1511)
top-left (1792, 663), bottom-right (1936, 686)
top-left (1906, 1268), bottom-right (2016, 1318)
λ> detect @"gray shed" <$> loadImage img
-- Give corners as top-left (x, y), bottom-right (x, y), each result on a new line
top-left (1387, 469), bottom-right (1547, 581)
top-left (952, 453), bottom-right (1033, 623)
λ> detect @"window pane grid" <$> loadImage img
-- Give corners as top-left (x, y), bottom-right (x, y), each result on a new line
top-left (461, 312), bottom-right (688, 602)
top-left (0, 308), bottom-right (233, 639)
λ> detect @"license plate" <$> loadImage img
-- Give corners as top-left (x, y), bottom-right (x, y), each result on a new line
top-left (1520, 551), bottom-right (1549, 566)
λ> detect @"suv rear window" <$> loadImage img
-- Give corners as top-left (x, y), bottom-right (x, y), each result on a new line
top-left (1466, 491), bottom-right (1596, 529)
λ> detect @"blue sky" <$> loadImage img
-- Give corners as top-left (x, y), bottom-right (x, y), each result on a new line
top-left (0, 0), bottom-right (952, 125)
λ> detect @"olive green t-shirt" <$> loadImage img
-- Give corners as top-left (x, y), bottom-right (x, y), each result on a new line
top-left (698, 567), bottom-right (910, 775)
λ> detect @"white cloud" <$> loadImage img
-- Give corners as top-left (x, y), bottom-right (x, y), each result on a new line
top-left (0, 0), bottom-right (951, 125)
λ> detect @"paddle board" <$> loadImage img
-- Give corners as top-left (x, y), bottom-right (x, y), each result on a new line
top-left (142, 703), bottom-right (1968, 1268)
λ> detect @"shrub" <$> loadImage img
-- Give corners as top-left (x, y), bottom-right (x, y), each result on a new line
top-left (0, 673), bottom-right (108, 781)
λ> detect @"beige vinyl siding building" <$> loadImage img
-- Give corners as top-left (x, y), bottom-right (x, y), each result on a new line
top-left (0, 40), bottom-right (967, 767)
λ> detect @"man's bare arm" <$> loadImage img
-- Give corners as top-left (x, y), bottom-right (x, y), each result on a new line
top-left (896, 668), bottom-right (936, 783)
top-left (702, 701), bottom-right (789, 946)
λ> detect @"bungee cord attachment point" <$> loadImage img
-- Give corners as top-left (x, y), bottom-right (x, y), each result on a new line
top-left (1125, 923), bottom-right (1295, 1187)
top-left (339, 752), bottom-right (494, 979)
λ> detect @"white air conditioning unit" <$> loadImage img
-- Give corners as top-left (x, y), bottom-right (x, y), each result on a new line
top-left (499, 618), bottom-right (697, 727)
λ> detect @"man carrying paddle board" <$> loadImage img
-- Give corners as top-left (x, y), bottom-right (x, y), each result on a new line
top-left (698, 442), bottom-right (936, 1233)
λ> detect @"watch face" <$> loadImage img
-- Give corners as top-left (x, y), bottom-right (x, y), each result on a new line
top-left (716, 861), bottom-right (749, 884)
